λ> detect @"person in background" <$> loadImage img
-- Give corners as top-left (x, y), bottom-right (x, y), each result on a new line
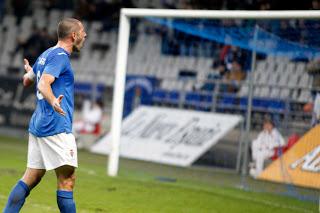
top-left (250, 119), bottom-right (286, 179)
top-left (73, 99), bottom-right (103, 148)
top-left (222, 59), bottom-right (245, 93)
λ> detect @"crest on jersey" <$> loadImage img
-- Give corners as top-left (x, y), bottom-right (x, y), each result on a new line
top-left (70, 150), bottom-right (74, 157)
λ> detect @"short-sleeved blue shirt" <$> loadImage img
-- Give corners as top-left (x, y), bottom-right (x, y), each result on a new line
top-left (29, 47), bottom-right (74, 137)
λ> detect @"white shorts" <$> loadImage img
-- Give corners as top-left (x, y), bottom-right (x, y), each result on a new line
top-left (27, 132), bottom-right (78, 171)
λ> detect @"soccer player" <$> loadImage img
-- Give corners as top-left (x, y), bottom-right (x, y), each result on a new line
top-left (3, 18), bottom-right (86, 212)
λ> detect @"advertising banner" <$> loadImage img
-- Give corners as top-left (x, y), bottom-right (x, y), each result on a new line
top-left (259, 125), bottom-right (320, 189)
top-left (90, 106), bottom-right (243, 167)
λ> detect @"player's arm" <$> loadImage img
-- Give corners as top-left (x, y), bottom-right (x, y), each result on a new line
top-left (23, 59), bottom-right (36, 87)
top-left (37, 74), bottom-right (66, 116)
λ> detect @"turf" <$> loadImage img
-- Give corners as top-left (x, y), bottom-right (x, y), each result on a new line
top-left (0, 135), bottom-right (317, 213)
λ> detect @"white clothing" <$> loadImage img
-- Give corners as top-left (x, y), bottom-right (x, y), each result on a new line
top-left (81, 100), bottom-right (102, 125)
top-left (27, 133), bottom-right (78, 171)
top-left (251, 128), bottom-right (285, 178)
top-left (73, 100), bottom-right (103, 138)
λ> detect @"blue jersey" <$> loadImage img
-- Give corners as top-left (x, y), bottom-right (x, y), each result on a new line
top-left (29, 47), bottom-right (74, 137)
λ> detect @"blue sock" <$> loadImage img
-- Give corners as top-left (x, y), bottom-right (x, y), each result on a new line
top-left (56, 190), bottom-right (76, 213)
top-left (3, 180), bottom-right (30, 213)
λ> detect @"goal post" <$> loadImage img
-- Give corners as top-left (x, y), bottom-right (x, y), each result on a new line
top-left (108, 8), bottom-right (320, 178)
top-left (108, 11), bottom-right (130, 177)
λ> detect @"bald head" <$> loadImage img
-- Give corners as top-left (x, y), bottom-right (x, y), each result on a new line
top-left (57, 18), bottom-right (81, 41)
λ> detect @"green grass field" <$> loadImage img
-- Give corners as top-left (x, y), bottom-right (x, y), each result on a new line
top-left (0, 135), bottom-right (317, 213)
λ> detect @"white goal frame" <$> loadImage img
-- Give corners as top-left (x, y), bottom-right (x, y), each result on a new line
top-left (108, 8), bottom-right (320, 177)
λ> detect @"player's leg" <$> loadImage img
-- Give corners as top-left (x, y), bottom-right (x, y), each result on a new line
top-left (21, 168), bottom-right (46, 190)
top-left (3, 133), bottom-right (46, 212)
top-left (55, 165), bottom-right (76, 213)
top-left (38, 133), bottom-right (78, 212)
top-left (2, 169), bottom-right (45, 213)
top-left (3, 177), bottom-right (31, 213)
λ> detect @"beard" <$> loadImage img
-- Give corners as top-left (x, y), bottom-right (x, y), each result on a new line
top-left (73, 38), bottom-right (83, 52)
top-left (72, 45), bottom-right (80, 52)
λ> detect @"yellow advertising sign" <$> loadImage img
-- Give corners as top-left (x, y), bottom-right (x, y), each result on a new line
top-left (258, 125), bottom-right (320, 189)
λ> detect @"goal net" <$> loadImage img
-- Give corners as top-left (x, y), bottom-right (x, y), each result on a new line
top-left (104, 9), bottom-right (320, 201)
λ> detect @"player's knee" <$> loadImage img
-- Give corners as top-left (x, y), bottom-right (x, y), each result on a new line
top-left (68, 173), bottom-right (75, 188)
top-left (28, 175), bottom-right (43, 190)
top-left (34, 175), bottom-right (43, 184)
top-left (62, 179), bottom-right (75, 190)
top-left (21, 170), bottom-right (45, 189)
top-left (60, 174), bottom-right (75, 190)
top-left (55, 165), bottom-right (76, 190)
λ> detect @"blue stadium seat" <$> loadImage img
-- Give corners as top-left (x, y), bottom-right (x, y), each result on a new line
top-left (220, 93), bottom-right (237, 109)
top-left (268, 99), bottom-right (286, 113)
top-left (222, 95), bottom-right (235, 105)
top-left (183, 92), bottom-right (194, 108)
top-left (252, 98), bottom-right (260, 108)
top-left (165, 90), bottom-right (180, 105)
top-left (152, 89), bottom-right (167, 104)
top-left (259, 98), bottom-right (271, 109)
top-left (183, 92), bottom-right (213, 111)
top-left (195, 93), bottom-right (213, 111)
top-left (238, 97), bottom-right (248, 111)
top-left (215, 93), bottom-right (238, 112)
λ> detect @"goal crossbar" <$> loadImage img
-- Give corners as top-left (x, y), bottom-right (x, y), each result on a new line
top-left (122, 8), bottom-right (320, 19)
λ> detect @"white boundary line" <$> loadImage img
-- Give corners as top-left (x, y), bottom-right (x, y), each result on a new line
top-left (0, 195), bottom-right (56, 211)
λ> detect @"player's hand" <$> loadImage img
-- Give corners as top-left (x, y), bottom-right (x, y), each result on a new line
top-left (52, 95), bottom-right (66, 116)
top-left (24, 59), bottom-right (32, 73)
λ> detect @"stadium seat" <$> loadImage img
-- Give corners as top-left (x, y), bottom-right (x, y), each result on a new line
top-left (252, 98), bottom-right (261, 109)
top-left (269, 88), bottom-right (281, 98)
top-left (152, 89), bottom-right (167, 104)
top-left (296, 62), bottom-right (307, 73)
top-left (270, 134), bottom-right (300, 160)
top-left (222, 93), bottom-right (236, 104)
top-left (190, 92), bottom-right (202, 105)
top-left (238, 97), bottom-right (248, 111)
top-left (287, 134), bottom-right (300, 148)
top-left (165, 90), bottom-right (180, 105)
top-left (259, 98), bottom-right (271, 108)
top-left (217, 93), bottom-right (237, 111)
top-left (183, 92), bottom-right (195, 108)
top-left (259, 86), bottom-right (270, 98)
top-left (195, 93), bottom-right (213, 111)
top-left (270, 146), bottom-right (288, 160)
top-left (268, 99), bottom-right (285, 112)
top-left (237, 85), bottom-right (249, 97)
